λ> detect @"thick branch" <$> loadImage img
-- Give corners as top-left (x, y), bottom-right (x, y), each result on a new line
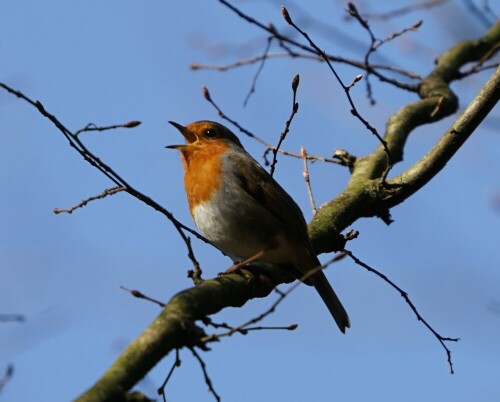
top-left (386, 65), bottom-right (500, 204)
top-left (309, 20), bottom-right (500, 253)
top-left (75, 266), bottom-right (294, 402)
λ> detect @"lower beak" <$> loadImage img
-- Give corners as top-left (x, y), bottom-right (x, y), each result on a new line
top-left (165, 144), bottom-right (185, 150)
top-left (166, 121), bottom-right (187, 150)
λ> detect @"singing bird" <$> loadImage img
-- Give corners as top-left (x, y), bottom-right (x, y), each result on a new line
top-left (167, 121), bottom-right (350, 332)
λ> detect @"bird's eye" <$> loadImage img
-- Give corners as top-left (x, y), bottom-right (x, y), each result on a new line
top-left (205, 129), bottom-right (218, 139)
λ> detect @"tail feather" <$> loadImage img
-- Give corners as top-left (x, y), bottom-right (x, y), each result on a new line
top-left (310, 271), bottom-right (350, 333)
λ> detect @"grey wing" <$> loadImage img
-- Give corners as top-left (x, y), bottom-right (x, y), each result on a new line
top-left (227, 154), bottom-right (350, 332)
top-left (226, 152), bottom-right (311, 245)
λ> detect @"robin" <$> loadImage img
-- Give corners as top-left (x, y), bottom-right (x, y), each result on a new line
top-left (167, 120), bottom-right (350, 333)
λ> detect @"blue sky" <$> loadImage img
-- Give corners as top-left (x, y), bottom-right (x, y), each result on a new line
top-left (1, 1), bottom-right (499, 401)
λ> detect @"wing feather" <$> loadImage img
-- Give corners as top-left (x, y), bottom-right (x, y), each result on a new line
top-left (226, 152), bottom-right (311, 250)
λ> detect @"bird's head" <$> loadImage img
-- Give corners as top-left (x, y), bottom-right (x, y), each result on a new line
top-left (167, 121), bottom-right (243, 150)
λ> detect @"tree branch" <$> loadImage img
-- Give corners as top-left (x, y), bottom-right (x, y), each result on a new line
top-left (308, 20), bottom-right (500, 253)
top-left (74, 265), bottom-right (295, 402)
top-left (385, 65), bottom-right (499, 206)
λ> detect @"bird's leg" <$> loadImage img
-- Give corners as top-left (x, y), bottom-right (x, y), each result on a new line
top-left (222, 250), bottom-right (268, 275)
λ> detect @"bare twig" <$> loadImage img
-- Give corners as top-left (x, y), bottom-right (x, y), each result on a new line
top-left (120, 286), bottom-right (166, 308)
top-left (74, 121), bottom-right (141, 137)
top-left (53, 186), bottom-right (125, 214)
top-left (157, 349), bottom-right (181, 402)
top-left (202, 317), bottom-right (248, 334)
top-left (344, 249), bottom-right (459, 374)
top-left (244, 36), bottom-right (273, 106)
top-left (0, 314), bottom-right (25, 322)
top-left (482, 0), bottom-right (498, 20)
top-left (241, 324), bottom-right (297, 332)
top-left (202, 316), bottom-right (296, 336)
top-left (460, 62), bottom-right (499, 78)
top-left (459, 41), bottom-right (500, 78)
top-left (189, 347), bottom-right (220, 402)
top-left (347, 2), bottom-right (423, 105)
top-left (281, 5), bottom-right (391, 164)
top-left (360, 0), bottom-right (448, 20)
top-left (0, 365), bottom-right (14, 393)
top-left (269, 74), bottom-right (300, 176)
top-left (186, 236), bottom-right (203, 284)
top-left (378, 20), bottom-right (423, 48)
top-left (301, 147), bottom-right (317, 215)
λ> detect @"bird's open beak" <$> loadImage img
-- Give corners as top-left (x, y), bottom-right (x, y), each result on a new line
top-left (166, 121), bottom-right (197, 149)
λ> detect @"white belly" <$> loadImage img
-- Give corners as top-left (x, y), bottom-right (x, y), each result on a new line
top-left (192, 181), bottom-right (286, 263)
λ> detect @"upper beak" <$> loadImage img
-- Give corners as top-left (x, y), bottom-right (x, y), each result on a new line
top-left (166, 121), bottom-right (196, 149)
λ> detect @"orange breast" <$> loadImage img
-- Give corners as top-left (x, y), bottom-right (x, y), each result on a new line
top-left (181, 141), bottom-right (229, 215)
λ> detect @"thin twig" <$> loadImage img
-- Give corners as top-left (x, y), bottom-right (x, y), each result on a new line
top-left (460, 62), bottom-right (500, 78)
top-left (281, 6), bottom-right (391, 164)
top-left (377, 20), bottom-right (423, 48)
top-left (120, 286), bottom-right (166, 308)
top-left (189, 347), bottom-right (221, 402)
top-left (241, 324), bottom-right (297, 332)
top-left (202, 317), bottom-right (248, 334)
top-left (301, 147), bottom-right (317, 215)
top-left (244, 36), bottom-right (273, 106)
top-left (186, 236), bottom-right (203, 284)
top-left (458, 41), bottom-right (500, 78)
top-left (203, 316), bottom-right (297, 335)
top-left (158, 349), bottom-right (181, 402)
top-left (53, 186), bottom-right (125, 214)
top-left (360, 0), bottom-right (448, 20)
top-left (344, 249), bottom-right (459, 374)
top-left (482, 0), bottom-right (498, 20)
top-left (0, 314), bottom-right (25, 322)
top-left (74, 121), bottom-right (141, 137)
top-left (347, 2), bottom-right (422, 105)
top-left (269, 74), bottom-right (300, 176)
top-left (0, 365), bottom-right (14, 393)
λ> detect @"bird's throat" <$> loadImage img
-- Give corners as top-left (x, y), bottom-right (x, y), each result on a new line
top-left (181, 142), bottom-right (228, 216)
